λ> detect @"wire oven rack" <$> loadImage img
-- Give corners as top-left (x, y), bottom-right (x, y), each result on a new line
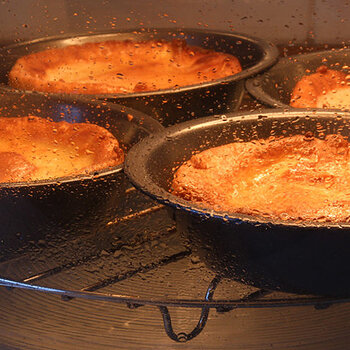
top-left (1, 185), bottom-right (350, 343)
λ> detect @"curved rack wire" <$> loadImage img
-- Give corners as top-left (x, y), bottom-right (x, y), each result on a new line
top-left (1, 276), bottom-right (350, 309)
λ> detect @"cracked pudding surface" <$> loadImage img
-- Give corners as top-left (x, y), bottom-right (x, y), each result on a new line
top-left (172, 133), bottom-right (350, 223)
top-left (0, 116), bottom-right (124, 183)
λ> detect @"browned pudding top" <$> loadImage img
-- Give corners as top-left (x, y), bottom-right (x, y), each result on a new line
top-left (8, 39), bottom-right (242, 94)
top-left (290, 65), bottom-right (350, 109)
top-left (0, 116), bottom-right (124, 183)
top-left (172, 134), bottom-right (350, 223)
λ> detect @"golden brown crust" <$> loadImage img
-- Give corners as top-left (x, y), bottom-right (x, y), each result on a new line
top-left (290, 66), bottom-right (347, 108)
top-left (172, 134), bottom-right (350, 223)
top-left (0, 116), bottom-right (124, 182)
top-left (9, 39), bottom-right (242, 94)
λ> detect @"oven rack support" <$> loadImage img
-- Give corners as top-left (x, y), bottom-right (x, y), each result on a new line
top-left (1, 276), bottom-right (350, 343)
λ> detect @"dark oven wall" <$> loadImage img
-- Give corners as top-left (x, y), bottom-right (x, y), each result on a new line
top-left (1, 0), bottom-right (350, 47)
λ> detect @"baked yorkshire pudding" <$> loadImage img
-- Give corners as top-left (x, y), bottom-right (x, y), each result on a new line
top-left (172, 133), bottom-right (350, 223)
top-left (8, 39), bottom-right (242, 94)
top-left (0, 116), bottom-right (124, 183)
top-left (290, 65), bottom-right (350, 109)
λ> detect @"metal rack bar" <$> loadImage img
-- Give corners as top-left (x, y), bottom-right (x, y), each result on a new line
top-left (80, 250), bottom-right (191, 292)
top-left (107, 204), bottom-right (164, 226)
top-left (1, 277), bottom-right (350, 309)
top-left (21, 223), bottom-right (177, 285)
top-left (159, 276), bottom-right (220, 342)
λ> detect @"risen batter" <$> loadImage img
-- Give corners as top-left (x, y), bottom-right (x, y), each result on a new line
top-left (172, 134), bottom-right (350, 223)
top-left (290, 65), bottom-right (350, 109)
top-left (0, 116), bottom-right (124, 182)
top-left (9, 39), bottom-right (242, 94)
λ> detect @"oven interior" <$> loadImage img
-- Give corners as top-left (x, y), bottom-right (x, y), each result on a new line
top-left (1, 1), bottom-right (350, 349)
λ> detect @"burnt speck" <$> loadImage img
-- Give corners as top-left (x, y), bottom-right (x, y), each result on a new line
top-left (303, 131), bottom-right (314, 141)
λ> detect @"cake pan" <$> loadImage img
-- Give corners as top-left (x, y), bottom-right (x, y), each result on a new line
top-left (0, 28), bottom-right (278, 126)
top-left (125, 109), bottom-right (350, 297)
top-left (0, 90), bottom-right (162, 261)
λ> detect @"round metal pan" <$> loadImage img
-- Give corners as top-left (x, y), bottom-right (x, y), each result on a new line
top-left (245, 48), bottom-right (350, 109)
top-left (0, 28), bottom-right (278, 126)
top-left (0, 90), bottom-right (162, 262)
top-left (125, 109), bottom-right (350, 297)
